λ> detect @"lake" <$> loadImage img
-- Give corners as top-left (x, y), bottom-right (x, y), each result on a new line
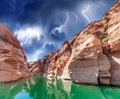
top-left (0, 76), bottom-right (120, 99)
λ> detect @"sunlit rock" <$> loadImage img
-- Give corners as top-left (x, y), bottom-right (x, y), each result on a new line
top-left (0, 24), bottom-right (30, 82)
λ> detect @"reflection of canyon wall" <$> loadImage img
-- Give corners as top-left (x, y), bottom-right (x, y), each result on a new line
top-left (29, 0), bottom-right (120, 86)
top-left (0, 24), bottom-right (30, 82)
top-left (20, 77), bottom-right (71, 99)
top-left (0, 80), bottom-right (26, 99)
top-left (1, 77), bottom-right (120, 99)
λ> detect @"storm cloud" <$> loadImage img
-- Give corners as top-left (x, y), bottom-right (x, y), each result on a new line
top-left (0, 0), bottom-right (117, 61)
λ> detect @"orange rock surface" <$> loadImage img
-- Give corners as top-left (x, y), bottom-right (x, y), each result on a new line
top-left (0, 24), bottom-right (30, 82)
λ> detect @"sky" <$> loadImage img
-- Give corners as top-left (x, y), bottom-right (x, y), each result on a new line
top-left (0, 0), bottom-right (117, 61)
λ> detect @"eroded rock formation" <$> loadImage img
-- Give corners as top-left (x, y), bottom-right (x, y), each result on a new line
top-left (0, 24), bottom-right (30, 82)
top-left (29, 0), bottom-right (120, 86)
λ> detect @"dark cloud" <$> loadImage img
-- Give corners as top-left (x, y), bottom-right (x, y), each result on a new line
top-left (0, 0), bottom-right (118, 61)
top-left (0, 0), bottom-right (81, 26)
top-left (0, 0), bottom-right (117, 27)
top-left (48, 23), bottom-right (66, 41)
top-left (23, 36), bottom-right (43, 54)
top-left (45, 43), bottom-right (57, 53)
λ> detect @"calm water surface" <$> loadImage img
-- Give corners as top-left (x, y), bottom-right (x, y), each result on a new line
top-left (0, 76), bottom-right (120, 99)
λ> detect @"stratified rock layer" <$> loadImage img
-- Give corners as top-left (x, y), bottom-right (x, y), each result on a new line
top-left (0, 24), bottom-right (30, 82)
top-left (29, 0), bottom-right (120, 86)
top-left (69, 34), bottom-right (102, 85)
top-left (107, 1), bottom-right (120, 85)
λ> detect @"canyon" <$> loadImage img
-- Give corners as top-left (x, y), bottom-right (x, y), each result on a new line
top-left (0, 0), bottom-right (120, 86)
top-left (29, 0), bottom-right (120, 86)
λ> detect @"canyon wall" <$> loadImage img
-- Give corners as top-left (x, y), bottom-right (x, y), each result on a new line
top-left (0, 24), bottom-right (30, 82)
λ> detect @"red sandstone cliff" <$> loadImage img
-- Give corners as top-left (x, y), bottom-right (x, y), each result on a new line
top-left (29, 0), bottom-right (120, 86)
top-left (0, 24), bottom-right (30, 82)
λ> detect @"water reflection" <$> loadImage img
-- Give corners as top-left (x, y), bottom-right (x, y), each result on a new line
top-left (15, 92), bottom-right (32, 99)
top-left (0, 77), bottom-right (120, 99)
top-left (26, 77), bottom-right (70, 99)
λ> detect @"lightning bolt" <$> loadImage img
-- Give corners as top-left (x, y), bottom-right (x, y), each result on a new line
top-left (52, 11), bottom-right (81, 34)
top-left (99, 1), bottom-right (106, 7)
top-left (52, 12), bottom-right (70, 34)
top-left (58, 12), bottom-right (69, 32)
top-left (70, 12), bottom-right (81, 23)
top-left (82, 4), bottom-right (91, 22)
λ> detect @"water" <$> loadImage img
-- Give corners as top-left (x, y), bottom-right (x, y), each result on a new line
top-left (0, 76), bottom-right (120, 99)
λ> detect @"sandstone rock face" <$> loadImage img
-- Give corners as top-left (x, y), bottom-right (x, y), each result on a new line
top-left (29, 61), bottom-right (43, 76)
top-left (108, 52), bottom-right (120, 86)
top-left (106, 0), bottom-right (120, 86)
top-left (69, 34), bottom-right (102, 85)
top-left (46, 41), bottom-right (71, 79)
top-left (29, 0), bottom-right (120, 86)
top-left (29, 41), bottom-right (71, 79)
top-left (0, 24), bottom-right (30, 82)
top-left (98, 55), bottom-right (111, 85)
